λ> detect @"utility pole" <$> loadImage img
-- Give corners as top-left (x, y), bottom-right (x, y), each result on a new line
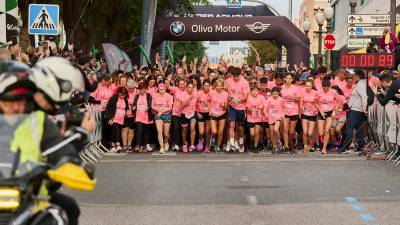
top-left (289, 0), bottom-right (293, 21)
top-left (390, 0), bottom-right (396, 36)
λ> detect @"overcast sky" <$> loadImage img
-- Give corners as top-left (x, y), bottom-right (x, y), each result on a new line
top-left (205, 0), bottom-right (302, 57)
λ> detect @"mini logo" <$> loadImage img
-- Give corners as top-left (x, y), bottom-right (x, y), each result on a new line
top-left (170, 21), bottom-right (185, 36)
top-left (245, 22), bottom-right (270, 34)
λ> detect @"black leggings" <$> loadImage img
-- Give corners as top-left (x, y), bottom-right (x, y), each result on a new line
top-left (136, 122), bottom-right (151, 146)
top-left (50, 193), bottom-right (80, 225)
top-left (172, 115), bottom-right (182, 146)
top-left (101, 112), bottom-right (112, 148)
top-left (112, 124), bottom-right (122, 143)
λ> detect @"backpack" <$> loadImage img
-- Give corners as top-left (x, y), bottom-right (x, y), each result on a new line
top-left (133, 93), bottom-right (155, 121)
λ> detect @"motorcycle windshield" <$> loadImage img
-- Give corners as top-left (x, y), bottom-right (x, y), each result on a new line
top-left (0, 114), bottom-right (40, 179)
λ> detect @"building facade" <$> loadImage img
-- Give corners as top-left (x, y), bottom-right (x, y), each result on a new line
top-left (297, 0), bottom-right (330, 56)
top-left (331, 0), bottom-right (400, 51)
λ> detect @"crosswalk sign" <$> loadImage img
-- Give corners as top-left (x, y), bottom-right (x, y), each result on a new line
top-left (28, 4), bottom-right (59, 35)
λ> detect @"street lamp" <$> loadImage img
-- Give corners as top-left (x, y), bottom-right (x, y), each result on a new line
top-left (324, 6), bottom-right (334, 33)
top-left (315, 8), bottom-right (325, 63)
top-left (349, 0), bottom-right (357, 14)
top-left (302, 19), bottom-right (311, 36)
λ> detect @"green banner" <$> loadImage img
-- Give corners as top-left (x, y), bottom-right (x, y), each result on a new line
top-left (139, 44), bottom-right (152, 66)
top-left (166, 44), bottom-right (174, 65)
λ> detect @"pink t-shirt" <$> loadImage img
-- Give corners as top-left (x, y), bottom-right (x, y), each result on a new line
top-left (341, 85), bottom-right (354, 102)
top-left (196, 90), bottom-right (210, 113)
top-left (91, 85), bottom-right (114, 111)
top-left (332, 77), bottom-right (347, 91)
top-left (208, 90), bottom-right (229, 117)
top-left (246, 94), bottom-right (265, 123)
top-left (267, 80), bottom-right (276, 90)
top-left (182, 92), bottom-right (198, 118)
top-left (265, 96), bottom-right (286, 124)
top-left (126, 89), bottom-right (136, 118)
top-left (113, 97), bottom-right (126, 125)
top-left (334, 95), bottom-right (347, 119)
top-left (152, 93), bottom-right (173, 115)
top-left (147, 87), bottom-right (158, 98)
top-left (227, 76), bottom-right (250, 110)
top-left (171, 87), bottom-right (186, 117)
top-left (301, 89), bottom-right (319, 116)
top-left (280, 85), bottom-right (300, 116)
top-left (314, 78), bottom-right (323, 91)
top-left (135, 94), bottom-right (153, 124)
top-left (318, 89), bottom-right (339, 113)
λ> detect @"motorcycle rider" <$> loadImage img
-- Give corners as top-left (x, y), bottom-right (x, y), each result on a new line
top-left (0, 59), bottom-right (92, 225)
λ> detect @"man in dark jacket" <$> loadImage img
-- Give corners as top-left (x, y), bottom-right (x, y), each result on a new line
top-left (373, 71), bottom-right (400, 106)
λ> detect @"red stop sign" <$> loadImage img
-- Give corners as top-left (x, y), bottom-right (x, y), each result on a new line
top-left (324, 34), bottom-right (336, 50)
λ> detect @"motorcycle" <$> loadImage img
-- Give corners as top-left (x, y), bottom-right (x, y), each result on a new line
top-left (0, 114), bottom-right (96, 225)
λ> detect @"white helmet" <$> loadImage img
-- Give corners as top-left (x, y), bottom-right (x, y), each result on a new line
top-left (30, 57), bottom-right (85, 103)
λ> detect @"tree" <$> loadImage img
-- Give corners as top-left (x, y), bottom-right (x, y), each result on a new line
top-left (246, 40), bottom-right (278, 65)
top-left (172, 41), bottom-right (206, 65)
top-left (18, 0), bottom-right (209, 52)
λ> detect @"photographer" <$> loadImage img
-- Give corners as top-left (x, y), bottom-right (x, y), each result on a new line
top-left (340, 70), bottom-right (368, 153)
top-left (372, 71), bottom-right (400, 106)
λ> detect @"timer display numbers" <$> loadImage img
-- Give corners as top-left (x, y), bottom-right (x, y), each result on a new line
top-left (339, 54), bottom-right (394, 68)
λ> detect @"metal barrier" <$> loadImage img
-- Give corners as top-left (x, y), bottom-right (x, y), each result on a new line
top-left (368, 100), bottom-right (400, 164)
top-left (80, 106), bottom-right (110, 164)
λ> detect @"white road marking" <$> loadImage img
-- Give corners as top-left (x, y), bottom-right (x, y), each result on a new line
top-left (240, 176), bottom-right (249, 182)
top-left (247, 195), bottom-right (258, 205)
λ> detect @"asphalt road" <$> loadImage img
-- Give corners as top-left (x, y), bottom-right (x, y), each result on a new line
top-left (68, 153), bottom-right (400, 225)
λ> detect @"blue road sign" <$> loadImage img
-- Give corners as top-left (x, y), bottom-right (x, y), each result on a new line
top-left (355, 27), bottom-right (363, 35)
top-left (28, 4), bottom-right (59, 35)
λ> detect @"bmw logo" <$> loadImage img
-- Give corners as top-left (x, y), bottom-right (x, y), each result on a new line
top-left (170, 21), bottom-right (185, 36)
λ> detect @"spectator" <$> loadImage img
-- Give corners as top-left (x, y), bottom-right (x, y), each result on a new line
top-left (373, 70), bottom-right (400, 106)
top-left (0, 48), bottom-right (11, 62)
top-left (379, 26), bottom-right (398, 53)
top-left (341, 70), bottom-right (368, 153)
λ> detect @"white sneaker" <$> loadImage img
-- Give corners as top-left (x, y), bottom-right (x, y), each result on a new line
top-left (164, 143), bottom-right (169, 152)
top-left (239, 145), bottom-right (245, 153)
top-left (110, 146), bottom-right (117, 153)
top-left (234, 142), bottom-right (240, 152)
top-left (158, 148), bottom-right (165, 154)
top-left (116, 145), bottom-right (122, 152)
top-left (226, 143), bottom-right (231, 152)
top-left (146, 144), bottom-right (153, 152)
top-left (173, 144), bottom-right (179, 151)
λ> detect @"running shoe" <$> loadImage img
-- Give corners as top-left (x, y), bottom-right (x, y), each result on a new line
top-left (204, 145), bottom-right (210, 153)
top-left (164, 143), bottom-right (170, 152)
top-left (197, 138), bottom-right (204, 151)
top-left (116, 145), bottom-right (122, 153)
top-left (215, 146), bottom-right (221, 154)
top-left (146, 144), bottom-right (153, 152)
top-left (158, 148), bottom-right (166, 154)
top-left (172, 144), bottom-right (180, 151)
top-left (110, 146), bottom-right (117, 153)
top-left (189, 145), bottom-right (195, 152)
top-left (182, 145), bottom-right (188, 153)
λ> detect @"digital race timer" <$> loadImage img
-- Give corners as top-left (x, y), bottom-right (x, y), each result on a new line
top-left (339, 54), bottom-right (394, 68)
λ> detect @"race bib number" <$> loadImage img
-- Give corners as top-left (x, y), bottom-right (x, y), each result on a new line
top-left (202, 103), bottom-right (208, 111)
top-left (251, 110), bottom-right (258, 118)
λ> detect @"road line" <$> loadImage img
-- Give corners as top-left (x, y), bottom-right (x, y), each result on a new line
top-left (240, 176), bottom-right (249, 182)
top-left (351, 204), bottom-right (364, 211)
top-left (344, 196), bottom-right (357, 203)
top-left (246, 195), bottom-right (258, 205)
top-left (344, 197), bottom-right (377, 222)
top-left (359, 214), bottom-right (375, 221)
